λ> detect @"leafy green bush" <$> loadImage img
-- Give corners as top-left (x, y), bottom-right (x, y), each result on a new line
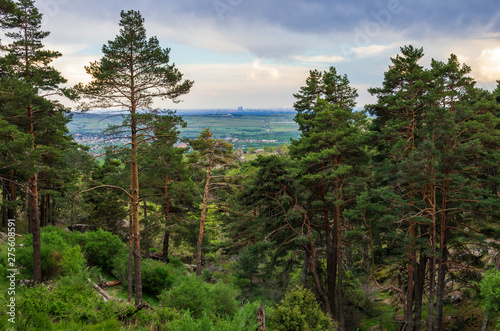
top-left (159, 276), bottom-right (238, 319)
top-left (270, 286), bottom-right (334, 331)
top-left (480, 268), bottom-right (500, 330)
top-left (62, 245), bottom-right (86, 275)
top-left (209, 281), bottom-right (238, 317)
top-left (166, 303), bottom-right (259, 331)
top-left (159, 276), bottom-right (209, 318)
top-left (17, 227), bottom-right (85, 280)
top-left (130, 306), bottom-right (181, 329)
top-left (141, 259), bottom-right (179, 296)
top-left (17, 272), bottom-right (116, 326)
top-left (79, 229), bottom-right (127, 274)
top-left (201, 268), bottom-right (213, 281)
top-left (17, 227), bottom-right (128, 281)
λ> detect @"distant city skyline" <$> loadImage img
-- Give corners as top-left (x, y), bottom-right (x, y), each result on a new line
top-left (22, 0), bottom-right (500, 110)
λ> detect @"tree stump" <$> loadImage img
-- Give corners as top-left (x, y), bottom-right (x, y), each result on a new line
top-left (257, 302), bottom-right (265, 330)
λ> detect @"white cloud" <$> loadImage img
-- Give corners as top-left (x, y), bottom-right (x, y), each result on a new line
top-left (25, 0), bottom-right (500, 111)
top-left (51, 54), bottom-right (100, 86)
top-left (352, 42), bottom-right (402, 58)
top-left (477, 48), bottom-right (500, 82)
top-left (292, 55), bottom-right (346, 64)
top-left (163, 61), bottom-right (312, 109)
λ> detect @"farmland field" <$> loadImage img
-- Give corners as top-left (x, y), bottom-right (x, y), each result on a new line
top-left (68, 111), bottom-right (300, 153)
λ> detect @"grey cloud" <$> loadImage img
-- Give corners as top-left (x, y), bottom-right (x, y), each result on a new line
top-left (38, 0), bottom-right (500, 60)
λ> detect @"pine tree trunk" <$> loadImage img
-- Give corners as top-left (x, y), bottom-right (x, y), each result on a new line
top-left (163, 172), bottom-right (171, 264)
top-left (434, 233), bottom-right (448, 331)
top-left (162, 231), bottom-right (170, 263)
top-left (320, 174), bottom-right (336, 313)
top-left (405, 187), bottom-right (417, 331)
top-left (308, 238), bottom-right (332, 320)
top-left (320, 174), bottom-right (337, 315)
top-left (27, 103), bottom-right (42, 284)
top-left (428, 212), bottom-right (437, 331)
top-left (196, 146), bottom-right (215, 276)
top-left (257, 302), bottom-right (266, 330)
top-left (25, 186), bottom-right (30, 231)
top-left (2, 179), bottom-right (7, 227)
top-left (302, 249), bottom-right (309, 285)
top-left (325, 197), bottom-right (336, 317)
top-left (131, 110), bottom-right (142, 306)
top-left (143, 198), bottom-right (149, 259)
top-left (334, 171), bottom-right (345, 330)
top-left (30, 173), bottom-right (41, 283)
top-left (9, 170), bottom-right (16, 221)
top-left (434, 180), bottom-right (449, 331)
top-left (128, 200), bottom-right (134, 303)
top-left (414, 249), bottom-right (427, 329)
top-left (482, 311), bottom-right (489, 331)
top-left (305, 212), bottom-right (333, 320)
top-left (335, 202), bottom-right (344, 330)
top-left (40, 195), bottom-right (46, 227)
top-left (48, 194), bottom-right (53, 226)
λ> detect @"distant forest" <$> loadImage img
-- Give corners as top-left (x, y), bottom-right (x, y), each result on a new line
top-left (1, 1), bottom-right (499, 330)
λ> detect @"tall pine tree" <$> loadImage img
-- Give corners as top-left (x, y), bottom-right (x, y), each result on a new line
top-left (0, 0), bottom-right (71, 283)
top-left (75, 10), bottom-right (193, 305)
top-left (291, 67), bottom-right (368, 328)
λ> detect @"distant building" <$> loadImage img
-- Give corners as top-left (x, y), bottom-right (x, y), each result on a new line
top-left (237, 106), bottom-right (243, 111)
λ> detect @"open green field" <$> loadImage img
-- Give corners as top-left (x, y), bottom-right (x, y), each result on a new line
top-left (179, 113), bottom-right (299, 140)
top-left (68, 112), bottom-right (300, 152)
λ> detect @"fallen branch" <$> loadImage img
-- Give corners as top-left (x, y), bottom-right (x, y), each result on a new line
top-left (370, 275), bottom-right (405, 297)
top-left (88, 278), bottom-right (112, 301)
top-left (135, 301), bottom-right (155, 311)
top-left (98, 275), bottom-right (122, 289)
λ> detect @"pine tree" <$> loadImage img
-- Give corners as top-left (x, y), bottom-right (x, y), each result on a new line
top-left (291, 67), bottom-right (367, 328)
top-left (75, 10), bottom-right (192, 304)
top-left (368, 46), bottom-right (500, 330)
top-left (187, 128), bottom-right (234, 276)
top-left (0, 0), bottom-right (71, 283)
top-left (138, 110), bottom-right (197, 263)
top-left (367, 46), bottom-right (431, 330)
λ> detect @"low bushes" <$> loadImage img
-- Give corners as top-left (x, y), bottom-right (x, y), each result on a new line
top-left (15, 272), bottom-right (124, 329)
top-left (270, 286), bottom-right (334, 331)
top-left (158, 275), bottom-right (238, 319)
top-left (78, 229), bottom-right (127, 275)
top-left (141, 258), bottom-right (184, 296)
top-left (17, 226), bottom-right (127, 280)
top-left (17, 227), bottom-right (84, 280)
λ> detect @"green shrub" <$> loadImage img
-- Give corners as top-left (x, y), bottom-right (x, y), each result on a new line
top-left (18, 273), bottom-right (96, 323)
top-left (16, 272), bottom-right (131, 328)
top-left (159, 276), bottom-right (238, 319)
top-left (14, 225), bottom-right (131, 283)
top-left (270, 286), bottom-right (333, 331)
top-left (80, 230), bottom-right (127, 275)
top-left (164, 302), bottom-right (261, 331)
top-left (17, 232), bottom-right (67, 280)
top-left (159, 276), bottom-right (209, 318)
top-left (166, 311), bottom-right (214, 331)
top-left (126, 306), bottom-right (181, 330)
top-left (481, 269), bottom-right (500, 317)
top-left (201, 268), bottom-right (213, 281)
top-left (169, 256), bottom-right (184, 268)
top-left (61, 245), bottom-right (86, 275)
top-left (209, 281), bottom-right (238, 317)
top-left (141, 259), bottom-right (178, 296)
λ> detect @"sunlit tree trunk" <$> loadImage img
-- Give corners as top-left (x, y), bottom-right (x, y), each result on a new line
top-left (196, 145), bottom-right (215, 276)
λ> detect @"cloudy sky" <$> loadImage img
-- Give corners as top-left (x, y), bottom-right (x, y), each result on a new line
top-left (33, 0), bottom-right (500, 110)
